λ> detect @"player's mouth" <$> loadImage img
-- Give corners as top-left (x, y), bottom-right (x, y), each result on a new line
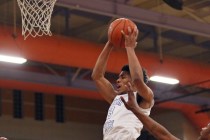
top-left (116, 84), bottom-right (121, 90)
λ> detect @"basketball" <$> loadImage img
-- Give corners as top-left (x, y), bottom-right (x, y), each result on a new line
top-left (108, 18), bottom-right (137, 48)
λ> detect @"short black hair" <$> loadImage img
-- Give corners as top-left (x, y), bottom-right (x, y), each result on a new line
top-left (121, 64), bottom-right (149, 84)
top-left (121, 64), bottom-right (148, 104)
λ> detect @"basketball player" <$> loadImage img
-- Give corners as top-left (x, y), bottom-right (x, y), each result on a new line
top-left (92, 26), bottom-right (154, 140)
top-left (121, 83), bottom-right (210, 140)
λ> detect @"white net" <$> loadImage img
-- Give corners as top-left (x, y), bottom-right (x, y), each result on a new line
top-left (17, 0), bottom-right (57, 40)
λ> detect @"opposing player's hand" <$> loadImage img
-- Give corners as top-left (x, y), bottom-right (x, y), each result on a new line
top-left (120, 82), bottom-right (139, 111)
top-left (121, 26), bottom-right (138, 48)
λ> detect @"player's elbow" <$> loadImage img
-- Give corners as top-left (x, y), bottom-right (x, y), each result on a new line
top-left (91, 72), bottom-right (97, 80)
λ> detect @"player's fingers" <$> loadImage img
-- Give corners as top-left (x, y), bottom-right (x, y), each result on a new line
top-left (121, 30), bottom-right (126, 36)
top-left (121, 30), bottom-right (129, 41)
top-left (128, 26), bottom-right (132, 35)
top-left (127, 82), bottom-right (135, 93)
top-left (120, 96), bottom-right (126, 105)
top-left (136, 27), bottom-right (139, 36)
top-left (135, 42), bottom-right (138, 47)
top-left (128, 82), bottom-right (132, 87)
top-left (127, 91), bottom-right (135, 101)
top-left (134, 27), bottom-right (138, 39)
top-left (127, 90), bottom-right (134, 99)
top-left (125, 84), bottom-right (129, 90)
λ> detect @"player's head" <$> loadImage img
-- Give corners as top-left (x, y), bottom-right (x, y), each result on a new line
top-left (116, 64), bottom-right (149, 94)
top-left (121, 64), bottom-right (149, 84)
top-left (199, 123), bottom-right (210, 140)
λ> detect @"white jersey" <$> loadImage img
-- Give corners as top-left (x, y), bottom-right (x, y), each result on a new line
top-left (103, 92), bottom-right (154, 140)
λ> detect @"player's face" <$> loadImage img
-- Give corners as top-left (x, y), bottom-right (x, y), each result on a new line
top-left (116, 71), bottom-right (132, 94)
top-left (200, 123), bottom-right (210, 140)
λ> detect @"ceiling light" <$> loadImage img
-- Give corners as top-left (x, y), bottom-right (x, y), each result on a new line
top-left (0, 54), bottom-right (27, 64)
top-left (150, 75), bottom-right (179, 84)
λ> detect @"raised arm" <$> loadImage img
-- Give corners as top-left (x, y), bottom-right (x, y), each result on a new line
top-left (91, 41), bottom-right (117, 104)
top-left (132, 108), bottom-right (180, 140)
top-left (123, 27), bottom-right (153, 105)
top-left (120, 84), bottom-right (179, 140)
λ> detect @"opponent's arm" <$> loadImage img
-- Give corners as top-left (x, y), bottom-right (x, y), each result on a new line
top-left (123, 27), bottom-right (153, 104)
top-left (132, 108), bottom-right (180, 140)
top-left (91, 41), bottom-right (117, 104)
top-left (120, 84), bottom-right (179, 140)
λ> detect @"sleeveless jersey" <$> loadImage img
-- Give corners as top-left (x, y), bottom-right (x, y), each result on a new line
top-left (103, 92), bottom-right (154, 140)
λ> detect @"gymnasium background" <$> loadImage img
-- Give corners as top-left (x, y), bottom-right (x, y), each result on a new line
top-left (0, 0), bottom-right (210, 140)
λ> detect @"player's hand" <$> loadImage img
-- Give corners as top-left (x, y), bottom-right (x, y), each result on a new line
top-left (105, 40), bottom-right (113, 48)
top-left (121, 26), bottom-right (138, 48)
top-left (120, 82), bottom-right (139, 111)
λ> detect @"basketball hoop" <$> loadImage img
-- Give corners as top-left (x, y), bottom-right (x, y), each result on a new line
top-left (17, 0), bottom-right (57, 40)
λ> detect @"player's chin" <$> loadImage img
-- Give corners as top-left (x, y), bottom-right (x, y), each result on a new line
top-left (118, 90), bottom-right (127, 95)
top-left (116, 90), bottom-right (122, 95)
top-left (116, 89), bottom-right (123, 95)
